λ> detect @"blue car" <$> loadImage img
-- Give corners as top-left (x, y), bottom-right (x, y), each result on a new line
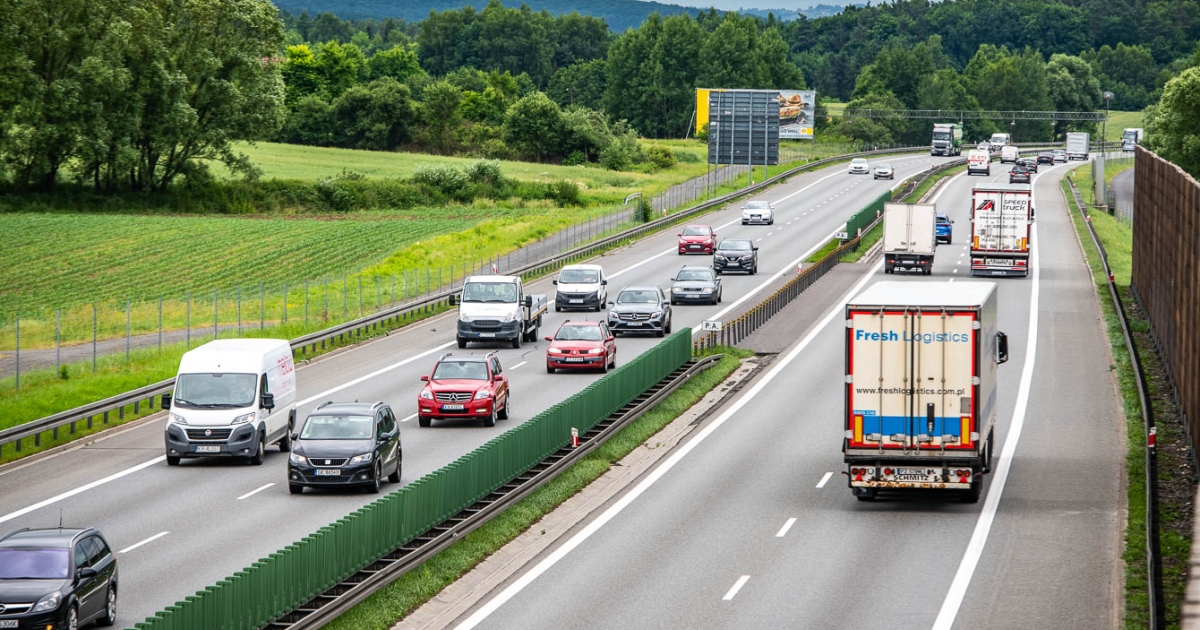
top-left (936, 214), bottom-right (953, 244)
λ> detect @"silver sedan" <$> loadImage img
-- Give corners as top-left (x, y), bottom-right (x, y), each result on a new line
top-left (872, 163), bottom-right (895, 180)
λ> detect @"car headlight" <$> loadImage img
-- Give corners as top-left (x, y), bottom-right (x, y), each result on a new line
top-left (501, 312), bottom-right (516, 322)
top-left (715, 254), bottom-right (727, 261)
top-left (169, 413), bottom-right (188, 426)
top-left (651, 311), bottom-right (663, 319)
top-left (231, 412), bottom-right (255, 425)
top-left (672, 287), bottom-right (683, 293)
top-left (420, 389), bottom-right (433, 400)
top-left (474, 389), bottom-right (491, 400)
top-left (587, 348), bottom-right (605, 355)
top-left (349, 453), bottom-right (373, 465)
top-left (33, 591), bottom-right (61, 612)
top-left (548, 347), bottom-right (563, 354)
top-left (289, 453), bottom-right (307, 466)
top-left (700, 288), bottom-right (713, 294)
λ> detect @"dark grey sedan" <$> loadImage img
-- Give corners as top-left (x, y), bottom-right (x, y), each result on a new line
top-left (670, 266), bottom-right (722, 305)
top-left (607, 286), bottom-right (673, 337)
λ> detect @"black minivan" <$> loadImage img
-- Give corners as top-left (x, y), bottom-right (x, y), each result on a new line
top-left (0, 527), bottom-right (118, 629)
top-left (287, 402), bottom-right (402, 494)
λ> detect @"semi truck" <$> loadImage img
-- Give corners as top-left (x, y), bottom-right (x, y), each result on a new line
top-left (1122, 128), bottom-right (1144, 151)
top-left (450, 275), bottom-right (547, 348)
top-left (930, 123), bottom-right (963, 156)
top-left (843, 281), bottom-right (1010, 503)
top-left (882, 202), bottom-right (937, 275)
top-left (1066, 132), bottom-right (1090, 160)
top-left (988, 133), bottom-right (1011, 153)
top-left (970, 183), bottom-right (1034, 277)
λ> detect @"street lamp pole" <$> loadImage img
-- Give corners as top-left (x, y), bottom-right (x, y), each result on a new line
top-left (1102, 91), bottom-right (1114, 152)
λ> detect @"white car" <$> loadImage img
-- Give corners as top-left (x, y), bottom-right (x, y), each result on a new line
top-left (872, 163), bottom-right (894, 180)
top-left (848, 158), bottom-right (870, 175)
top-left (741, 200), bottom-right (775, 225)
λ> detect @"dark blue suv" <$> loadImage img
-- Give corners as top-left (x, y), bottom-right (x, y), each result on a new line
top-left (936, 214), bottom-right (954, 244)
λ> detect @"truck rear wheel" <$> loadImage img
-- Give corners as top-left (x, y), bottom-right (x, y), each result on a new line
top-left (854, 488), bottom-right (877, 502)
top-left (962, 479), bottom-right (982, 503)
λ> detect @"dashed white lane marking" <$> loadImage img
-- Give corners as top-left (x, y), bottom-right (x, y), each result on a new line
top-left (723, 576), bottom-right (751, 601)
top-left (511, 361), bottom-right (528, 370)
top-left (400, 413), bottom-right (417, 423)
top-left (237, 483), bottom-right (274, 500)
top-left (119, 531), bottom-right (169, 554)
top-left (776, 518), bottom-right (798, 538)
top-left (949, 277), bottom-right (956, 282)
top-left (816, 471), bottom-right (833, 488)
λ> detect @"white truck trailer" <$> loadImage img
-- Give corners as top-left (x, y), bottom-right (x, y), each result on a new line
top-left (970, 183), bottom-right (1034, 277)
top-left (1066, 132), bottom-right (1090, 160)
top-left (883, 202), bottom-right (937, 275)
top-left (843, 281), bottom-right (1010, 502)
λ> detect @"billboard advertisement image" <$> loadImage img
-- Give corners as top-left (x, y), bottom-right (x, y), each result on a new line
top-left (778, 90), bottom-right (815, 139)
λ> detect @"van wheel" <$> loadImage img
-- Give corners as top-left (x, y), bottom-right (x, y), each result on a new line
top-left (289, 484), bottom-right (304, 495)
top-left (166, 455), bottom-right (180, 466)
top-left (511, 336), bottom-right (521, 349)
top-left (456, 337), bottom-right (467, 349)
top-left (278, 414), bottom-right (294, 452)
top-left (249, 435), bottom-right (265, 466)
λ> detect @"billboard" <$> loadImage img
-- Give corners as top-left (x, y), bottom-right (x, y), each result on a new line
top-left (705, 90), bottom-right (779, 166)
top-left (696, 88), bottom-right (816, 140)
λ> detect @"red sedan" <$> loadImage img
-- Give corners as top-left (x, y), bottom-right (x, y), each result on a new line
top-left (678, 225), bottom-right (716, 255)
top-left (545, 320), bottom-right (617, 373)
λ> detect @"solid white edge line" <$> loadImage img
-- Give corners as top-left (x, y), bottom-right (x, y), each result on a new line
top-left (0, 456), bottom-right (165, 524)
top-left (400, 413), bottom-right (417, 423)
top-left (930, 163), bottom-right (1063, 630)
top-left (297, 341), bottom-right (455, 406)
top-left (723, 575), bottom-right (752, 601)
top-left (816, 471), bottom-right (834, 488)
top-left (118, 530), bottom-right (169, 554)
top-left (511, 361), bottom-right (528, 370)
top-left (452, 257), bottom-right (884, 630)
top-left (775, 518), bottom-right (798, 538)
top-left (236, 483), bottom-right (275, 501)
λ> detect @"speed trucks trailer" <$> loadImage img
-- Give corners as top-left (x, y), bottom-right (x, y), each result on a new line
top-left (883, 203), bottom-right (937, 275)
top-left (970, 183), bottom-right (1034, 277)
top-left (930, 123), bottom-right (963, 156)
top-left (843, 281), bottom-right (1010, 502)
top-left (450, 275), bottom-right (547, 348)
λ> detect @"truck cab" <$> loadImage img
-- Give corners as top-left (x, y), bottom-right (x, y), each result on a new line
top-left (988, 133), bottom-right (1011, 153)
top-left (451, 275), bottom-right (547, 348)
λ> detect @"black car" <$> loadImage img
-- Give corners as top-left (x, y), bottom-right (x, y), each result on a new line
top-left (0, 527), bottom-right (118, 630)
top-left (670, 266), bottom-right (722, 305)
top-left (1015, 157), bottom-right (1038, 173)
top-left (1036, 151), bottom-right (1055, 164)
top-left (607, 286), bottom-right (673, 337)
top-left (713, 238), bottom-right (759, 274)
top-left (287, 401), bottom-right (402, 494)
top-left (1009, 165), bottom-right (1032, 184)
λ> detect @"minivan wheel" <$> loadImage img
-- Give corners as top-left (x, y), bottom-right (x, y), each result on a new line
top-left (278, 416), bottom-right (293, 452)
top-left (97, 585), bottom-right (117, 626)
top-left (366, 462), bottom-right (381, 493)
top-left (166, 455), bottom-right (180, 466)
top-left (388, 458), bottom-right (402, 483)
top-left (249, 435), bottom-right (265, 466)
top-left (67, 605), bottom-right (78, 630)
top-left (289, 484), bottom-right (304, 495)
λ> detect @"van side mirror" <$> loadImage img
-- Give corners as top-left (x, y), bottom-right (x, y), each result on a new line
top-left (261, 393), bottom-right (275, 410)
top-left (77, 567), bottom-right (97, 581)
top-left (601, 279), bottom-right (607, 285)
top-left (524, 295), bottom-right (532, 307)
top-left (449, 294), bottom-right (458, 306)
top-left (552, 279), bottom-right (558, 285)
top-left (161, 392), bottom-right (172, 410)
top-left (996, 332), bottom-right (1009, 364)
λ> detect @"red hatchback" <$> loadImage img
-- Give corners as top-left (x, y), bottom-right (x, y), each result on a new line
top-left (678, 225), bottom-right (716, 254)
top-left (545, 320), bottom-right (617, 373)
top-left (418, 353), bottom-right (509, 427)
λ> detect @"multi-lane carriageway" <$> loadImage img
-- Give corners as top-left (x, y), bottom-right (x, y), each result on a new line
top-left (0, 154), bottom-right (1122, 630)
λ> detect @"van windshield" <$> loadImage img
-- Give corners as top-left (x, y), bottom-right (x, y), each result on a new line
top-left (990, 134), bottom-right (1007, 143)
top-left (462, 282), bottom-right (517, 303)
top-left (174, 373), bottom-right (257, 409)
top-left (300, 415), bottom-right (374, 440)
top-left (558, 269), bottom-right (599, 284)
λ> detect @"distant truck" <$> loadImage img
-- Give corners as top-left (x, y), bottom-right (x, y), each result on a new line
top-left (989, 132), bottom-right (1011, 153)
top-left (883, 203), bottom-right (937, 275)
top-left (1122, 128), bottom-right (1144, 151)
top-left (930, 123), bottom-right (963, 156)
top-left (970, 183), bottom-right (1034, 277)
top-left (450, 275), bottom-right (547, 348)
top-left (1066, 132), bottom-right (1090, 160)
top-left (843, 281), bottom-right (1009, 503)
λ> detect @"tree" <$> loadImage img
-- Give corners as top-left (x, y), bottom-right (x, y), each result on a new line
top-left (1045, 54), bottom-right (1101, 137)
top-left (368, 44), bottom-right (423, 83)
top-left (332, 78), bottom-right (417, 150)
top-left (965, 45), bottom-right (1053, 141)
top-left (547, 59), bottom-right (607, 110)
top-left (315, 41), bottom-right (367, 99)
top-left (282, 44), bottom-right (325, 105)
top-left (560, 106), bottom-right (611, 162)
top-left (278, 95), bottom-right (335, 146)
top-left (503, 91), bottom-right (564, 161)
top-left (842, 91), bottom-right (906, 145)
top-left (1144, 66), bottom-right (1200, 177)
top-left (421, 80), bottom-right (463, 154)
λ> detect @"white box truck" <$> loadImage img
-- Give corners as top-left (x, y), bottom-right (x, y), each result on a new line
top-left (970, 183), bottom-right (1034, 277)
top-left (989, 132), bottom-right (1011, 153)
top-left (162, 339), bottom-right (297, 466)
top-left (1066, 132), bottom-right (1090, 160)
top-left (450, 275), bottom-right (547, 348)
top-left (883, 202), bottom-right (937, 275)
top-left (843, 281), bottom-right (1010, 502)
top-left (1000, 145), bottom-right (1020, 164)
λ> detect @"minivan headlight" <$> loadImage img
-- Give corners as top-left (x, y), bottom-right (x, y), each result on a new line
top-left (33, 591), bottom-right (61, 612)
top-left (289, 453), bottom-right (308, 466)
top-left (169, 413), bottom-right (188, 426)
top-left (231, 412), bottom-right (255, 425)
top-left (349, 453), bottom-right (373, 465)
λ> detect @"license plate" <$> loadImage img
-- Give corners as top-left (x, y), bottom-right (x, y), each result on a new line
top-left (727, 261), bottom-right (740, 267)
top-left (689, 245), bottom-right (700, 249)
top-left (896, 468), bottom-right (929, 476)
top-left (565, 358), bottom-right (585, 363)
top-left (315, 469), bottom-right (340, 476)
top-left (0, 621), bottom-right (18, 629)
top-left (750, 215), bottom-right (760, 220)
top-left (627, 322), bottom-right (643, 326)
top-left (442, 404), bottom-right (465, 411)
top-left (569, 299), bottom-right (583, 304)
top-left (988, 259), bottom-right (1014, 266)
top-left (479, 332), bottom-right (495, 337)
top-left (195, 445), bottom-right (220, 453)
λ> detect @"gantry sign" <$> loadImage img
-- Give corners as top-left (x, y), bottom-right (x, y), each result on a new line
top-left (842, 109), bottom-right (1107, 121)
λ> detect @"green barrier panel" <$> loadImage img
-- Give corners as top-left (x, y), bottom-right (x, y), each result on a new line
top-left (846, 190), bottom-right (892, 238)
top-left (132, 329), bottom-right (691, 630)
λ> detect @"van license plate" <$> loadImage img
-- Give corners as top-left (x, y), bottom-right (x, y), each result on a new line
top-left (315, 469), bottom-right (340, 476)
top-left (569, 299), bottom-right (583, 304)
top-left (195, 445), bottom-right (220, 453)
top-left (442, 404), bottom-right (465, 411)
top-left (479, 332), bottom-right (495, 337)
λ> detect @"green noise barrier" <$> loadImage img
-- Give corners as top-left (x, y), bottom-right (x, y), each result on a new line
top-left (845, 190), bottom-right (892, 239)
top-left (132, 329), bottom-right (693, 630)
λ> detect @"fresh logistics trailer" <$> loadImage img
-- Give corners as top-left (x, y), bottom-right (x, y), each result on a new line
top-left (843, 281), bottom-right (1010, 503)
top-left (970, 183), bottom-right (1034, 277)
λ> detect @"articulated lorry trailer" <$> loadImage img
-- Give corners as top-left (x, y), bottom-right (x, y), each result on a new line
top-left (970, 183), bottom-right (1034, 277)
top-left (843, 281), bottom-right (1010, 503)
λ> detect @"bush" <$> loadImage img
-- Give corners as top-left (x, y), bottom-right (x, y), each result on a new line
top-left (480, 138), bottom-right (511, 160)
top-left (411, 164), bottom-right (468, 195)
top-left (465, 159), bottom-right (503, 185)
top-left (645, 146), bottom-right (676, 170)
top-left (563, 150), bottom-right (586, 166)
top-left (634, 197), bottom-right (652, 223)
top-left (549, 180), bottom-right (581, 206)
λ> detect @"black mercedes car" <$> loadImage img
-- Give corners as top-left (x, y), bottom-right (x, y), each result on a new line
top-left (713, 238), bottom-right (759, 274)
top-left (0, 527), bottom-right (118, 630)
top-left (607, 286), bottom-right (673, 337)
top-left (287, 401), bottom-right (402, 494)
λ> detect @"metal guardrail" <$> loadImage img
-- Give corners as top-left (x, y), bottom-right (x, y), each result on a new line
top-left (1066, 175), bottom-right (1164, 629)
top-left (0, 145), bottom-right (930, 459)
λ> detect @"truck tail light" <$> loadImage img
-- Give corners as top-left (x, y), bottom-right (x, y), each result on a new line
top-left (960, 417), bottom-right (972, 447)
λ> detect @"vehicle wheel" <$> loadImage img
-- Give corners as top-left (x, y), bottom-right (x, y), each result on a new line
top-left (984, 428), bottom-right (995, 473)
top-left (456, 337), bottom-right (467, 349)
top-left (656, 328), bottom-right (665, 338)
top-left (511, 336), bottom-right (520, 349)
top-left (97, 585), bottom-right (117, 627)
top-left (388, 459), bottom-right (402, 483)
top-left (289, 484), bottom-right (304, 494)
top-left (66, 605), bottom-right (78, 630)
top-left (717, 291), bottom-right (723, 304)
top-left (555, 304), bottom-right (560, 312)
top-left (498, 395), bottom-right (510, 420)
top-left (366, 462), bottom-right (381, 494)
top-left (670, 299), bottom-right (677, 305)
top-left (546, 365), bottom-right (555, 374)
top-left (249, 434), bottom-right (265, 466)
top-left (600, 358), bottom-right (608, 374)
top-left (714, 269), bottom-right (721, 276)
top-left (769, 218), bottom-right (774, 225)
top-left (854, 489), bottom-right (877, 502)
top-left (278, 414), bottom-right (293, 452)
top-left (609, 353), bottom-right (617, 369)
top-left (483, 406), bottom-right (497, 428)
top-left (418, 415), bottom-right (431, 428)
top-left (166, 455), bottom-right (181, 466)
top-left (962, 478), bottom-right (982, 503)
top-left (741, 221), bottom-right (747, 225)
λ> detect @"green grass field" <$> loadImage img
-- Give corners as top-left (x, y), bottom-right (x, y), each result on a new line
top-left (1104, 111), bottom-right (1144, 142)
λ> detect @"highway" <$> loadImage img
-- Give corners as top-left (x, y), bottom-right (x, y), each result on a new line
top-left (0, 153), bottom-right (955, 626)
top-left (449, 160), bottom-right (1125, 630)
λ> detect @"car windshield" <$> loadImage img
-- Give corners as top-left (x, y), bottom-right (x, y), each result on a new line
top-left (875, 163), bottom-right (892, 170)
top-left (554, 325), bottom-right (603, 341)
top-left (461, 282), bottom-right (516, 303)
top-left (851, 159), bottom-right (867, 165)
top-left (617, 290), bottom-right (660, 304)
top-left (682, 226), bottom-right (710, 236)
top-left (432, 360), bottom-right (489, 380)
top-left (990, 134), bottom-right (1007, 143)
top-left (718, 240), bottom-right (752, 252)
top-left (174, 373), bottom-right (257, 409)
top-left (558, 269), bottom-right (599, 284)
top-left (744, 201), bottom-right (770, 210)
top-left (675, 269), bottom-right (713, 282)
top-left (937, 215), bottom-right (950, 224)
top-left (0, 548), bottom-right (69, 579)
top-left (300, 415), bottom-right (373, 440)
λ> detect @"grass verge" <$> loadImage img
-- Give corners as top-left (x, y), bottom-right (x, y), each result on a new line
top-left (1060, 172), bottom-right (1192, 629)
top-left (322, 348), bottom-right (754, 630)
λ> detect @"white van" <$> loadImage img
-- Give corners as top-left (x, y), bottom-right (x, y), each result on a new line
top-left (1000, 145), bottom-right (1020, 164)
top-left (989, 133), bottom-right (1011, 153)
top-left (552, 264), bottom-right (607, 312)
top-left (967, 150), bottom-right (992, 176)
top-left (162, 339), bottom-right (297, 466)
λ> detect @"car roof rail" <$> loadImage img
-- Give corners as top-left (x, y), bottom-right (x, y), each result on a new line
top-left (316, 401), bottom-right (335, 409)
top-left (0, 527), bottom-right (31, 541)
top-left (438, 351), bottom-right (454, 361)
